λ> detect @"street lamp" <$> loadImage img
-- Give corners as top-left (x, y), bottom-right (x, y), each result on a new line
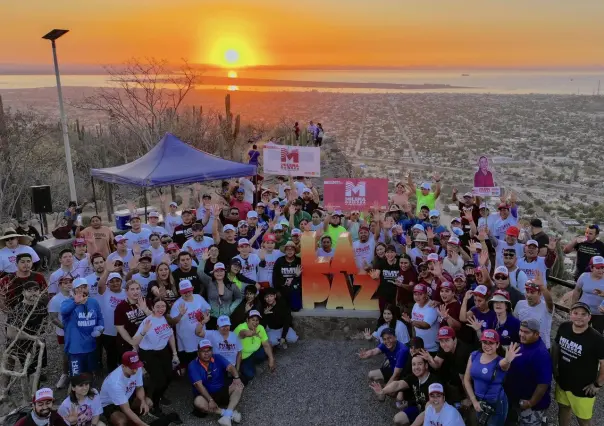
top-left (42, 29), bottom-right (77, 202)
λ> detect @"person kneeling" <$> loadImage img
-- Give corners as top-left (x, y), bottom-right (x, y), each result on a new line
top-left (188, 339), bottom-right (244, 426)
top-left (262, 287), bottom-right (299, 348)
top-left (100, 351), bottom-right (179, 426)
top-left (411, 383), bottom-right (465, 426)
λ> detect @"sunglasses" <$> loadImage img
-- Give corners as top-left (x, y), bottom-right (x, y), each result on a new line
top-left (230, 212), bottom-right (239, 216)
top-left (494, 274), bottom-right (508, 280)
top-left (161, 240), bottom-right (172, 245)
top-left (503, 254), bottom-right (515, 258)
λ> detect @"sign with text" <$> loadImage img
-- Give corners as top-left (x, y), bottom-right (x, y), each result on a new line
top-left (323, 178), bottom-right (388, 211)
top-left (472, 187), bottom-right (502, 197)
top-left (473, 155), bottom-right (500, 197)
top-left (300, 231), bottom-right (379, 311)
top-left (263, 146), bottom-right (321, 177)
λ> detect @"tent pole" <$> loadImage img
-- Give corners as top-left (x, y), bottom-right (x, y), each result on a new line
top-left (91, 177), bottom-right (98, 215)
top-left (143, 187), bottom-right (148, 223)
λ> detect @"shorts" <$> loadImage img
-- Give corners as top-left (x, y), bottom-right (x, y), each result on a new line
top-left (103, 395), bottom-right (135, 420)
top-left (57, 335), bottom-right (64, 345)
top-left (380, 365), bottom-right (393, 383)
top-left (68, 351), bottom-right (98, 376)
top-left (402, 405), bottom-right (420, 423)
top-left (209, 381), bottom-right (232, 407)
top-left (555, 385), bottom-right (595, 420)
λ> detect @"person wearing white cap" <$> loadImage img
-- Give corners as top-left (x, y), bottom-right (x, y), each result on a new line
top-left (517, 237), bottom-right (557, 283)
top-left (160, 199), bottom-right (183, 237)
top-left (234, 310), bottom-right (276, 382)
top-left (572, 255), bottom-right (604, 333)
top-left (409, 171), bottom-right (441, 215)
top-left (196, 315), bottom-right (242, 367)
top-left (443, 236), bottom-right (465, 277)
top-left (14, 388), bottom-right (67, 426)
top-left (203, 262), bottom-right (243, 329)
top-left (212, 206), bottom-right (240, 265)
top-left (427, 209), bottom-right (447, 235)
top-left (107, 235), bottom-right (134, 274)
top-left (188, 339), bottom-right (244, 426)
top-left (48, 275), bottom-right (74, 388)
top-left (460, 284), bottom-right (497, 337)
top-left (142, 211), bottom-right (168, 236)
top-left (233, 238), bottom-right (261, 282)
top-left (60, 277), bottom-right (104, 378)
top-left (322, 209), bottom-right (348, 249)
top-left (98, 270), bottom-right (128, 370)
top-left (487, 266), bottom-right (525, 310)
top-left (411, 383), bottom-right (465, 426)
top-left (123, 216), bottom-right (152, 251)
top-left (170, 279), bottom-right (211, 369)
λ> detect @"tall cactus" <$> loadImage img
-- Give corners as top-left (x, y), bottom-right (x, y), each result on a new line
top-left (218, 94), bottom-right (240, 158)
top-left (0, 95), bottom-right (6, 135)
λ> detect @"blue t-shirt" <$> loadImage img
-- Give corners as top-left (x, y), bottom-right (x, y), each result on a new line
top-left (494, 315), bottom-right (520, 347)
top-left (470, 351), bottom-right (507, 403)
top-left (504, 339), bottom-right (552, 410)
top-left (378, 341), bottom-right (410, 372)
top-left (470, 307), bottom-right (497, 331)
top-left (248, 150), bottom-right (260, 165)
top-left (188, 354), bottom-right (231, 394)
top-left (61, 298), bottom-right (104, 355)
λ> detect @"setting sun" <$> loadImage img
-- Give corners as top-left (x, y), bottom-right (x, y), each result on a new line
top-left (228, 70), bottom-right (238, 78)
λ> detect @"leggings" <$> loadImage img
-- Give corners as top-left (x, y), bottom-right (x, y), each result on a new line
top-left (139, 347), bottom-right (173, 407)
top-left (100, 334), bottom-right (119, 371)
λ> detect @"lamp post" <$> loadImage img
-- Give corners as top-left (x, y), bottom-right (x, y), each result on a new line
top-left (42, 29), bottom-right (77, 202)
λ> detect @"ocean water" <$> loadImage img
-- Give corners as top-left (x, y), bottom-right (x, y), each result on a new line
top-left (0, 69), bottom-right (602, 95)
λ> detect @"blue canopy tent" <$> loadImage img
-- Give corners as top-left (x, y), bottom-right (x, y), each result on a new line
top-left (90, 133), bottom-right (257, 219)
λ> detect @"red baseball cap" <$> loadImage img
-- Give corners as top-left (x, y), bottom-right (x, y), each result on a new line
top-left (413, 284), bottom-right (428, 294)
top-left (438, 326), bottom-right (456, 340)
top-left (480, 329), bottom-right (500, 343)
top-left (498, 203), bottom-right (510, 210)
top-left (72, 238), bottom-right (87, 247)
top-left (263, 233), bottom-right (277, 242)
top-left (505, 226), bottom-right (520, 237)
top-left (166, 243), bottom-right (180, 252)
top-left (440, 281), bottom-right (454, 290)
top-left (122, 351), bottom-right (144, 369)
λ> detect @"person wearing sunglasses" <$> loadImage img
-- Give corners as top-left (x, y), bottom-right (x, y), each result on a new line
top-left (571, 255), bottom-right (604, 333)
top-left (485, 266), bottom-right (525, 310)
top-left (501, 248), bottom-right (528, 295)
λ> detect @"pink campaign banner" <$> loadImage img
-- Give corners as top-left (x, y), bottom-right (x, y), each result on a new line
top-left (323, 178), bottom-right (389, 211)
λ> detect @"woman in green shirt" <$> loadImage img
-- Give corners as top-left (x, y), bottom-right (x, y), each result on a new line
top-left (234, 310), bottom-right (276, 382)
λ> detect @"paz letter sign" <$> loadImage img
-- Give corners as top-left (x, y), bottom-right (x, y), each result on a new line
top-left (300, 231), bottom-right (379, 311)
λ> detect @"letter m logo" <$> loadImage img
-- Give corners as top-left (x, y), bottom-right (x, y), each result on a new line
top-left (345, 181), bottom-right (366, 197)
top-left (281, 148), bottom-right (299, 163)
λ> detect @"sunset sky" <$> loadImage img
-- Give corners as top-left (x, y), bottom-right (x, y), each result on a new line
top-left (1, 0), bottom-right (603, 69)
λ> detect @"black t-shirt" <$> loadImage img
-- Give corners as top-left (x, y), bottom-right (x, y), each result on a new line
top-left (301, 199), bottom-right (319, 215)
top-left (217, 240), bottom-right (239, 265)
top-left (575, 240), bottom-right (604, 278)
top-left (172, 267), bottom-right (205, 297)
top-left (172, 222), bottom-right (198, 247)
top-left (531, 231), bottom-right (549, 249)
top-left (376, 257), bottom-right (400, 301)
top-left (436, 339), bottom-right (473, 390)
top-left (114, 300), bottom-right (148, 351)
top-left (146, 280), bottom-right (178, 308)
top-left (555, 321), bottom-right (604, 397)
top-left (403, 372), bottom-right (441, 411)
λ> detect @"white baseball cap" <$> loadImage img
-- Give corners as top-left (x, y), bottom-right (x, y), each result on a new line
top-left (238, 238), bottom-right (250, 246)
top-left (590, 256), bottom-right (604, 266)
top-left (429, 210), bottom-right (440, 218)
top-left (148, 211), bottom-right (160, 218)
top-left (247, 211), bottom-right (258, 218)
top-left (213, 262), bottom-right (226, 271)
top-left (223, 224), bottom-right (236, 232)
top-left (169, 201), bottom-right (178, 207)
top-left (73, 277), bottom-right (88, 289)
top-left (412, 224), bottom-right (425, 232)
top-left (473, 285), bottom-right (489, 297)
top-left (450, 217), bottom-right (462, 224)
top-left (273, 224), bottom-right (283, 231)
top-left (475, 242), bottom-right (483, 250)
top-left (302, 187), bottom-right (312, 194)
top-left (115, 235), bottom-right (128, 243)
top-left (107, 272), bottom-right (122, 282)
top-left (428, 383), bottom-right (444, 395)
top-left (217, 315), bottom-right (231, 327)
top-left (427, 253), bottom-right (439, 262)
top-left (447, 236), bottom-right (460, 246)
top-left (463, 192), bottom-right (473, 198)
top-left (198, 339), bottom-right (212, 350)
top-left (179, 280), bottom-right (194, 293)
top-left (494, 266), bottom-right (509, 276)
top-left (526, 239), bottom-right (539, 247)
top-left (248, 309), bottom-right (262, 318)
top-left (33, 388), bottom-right (54, 403)
top-left (291, 228), bottom-right (302, 236)
top-left (420, 182), bottom-right (431, 190)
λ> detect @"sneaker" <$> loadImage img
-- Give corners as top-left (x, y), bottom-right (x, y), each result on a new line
top-left (232, 411), bottom-right (242, 423)
top-left (217, 416), bottom-right (232, 426)
top-left (55, 374), bottom-right (69, 389)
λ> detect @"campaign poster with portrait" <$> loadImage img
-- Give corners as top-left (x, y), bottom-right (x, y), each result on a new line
top-left (472, 155), bottom-right (501, 197)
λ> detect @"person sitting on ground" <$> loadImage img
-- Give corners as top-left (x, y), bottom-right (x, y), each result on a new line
top-left (363, 304), bottom-right (410, 345)
top-left (230, 284), bottom-right (261, 327)
top-left (15, 388), bottom-right (68, 426)
top-left (196, 315), bottom-right (242, 369)
top-left (411, 383), bottom-right (465, 426)
top-left (370, 353), bottom-right (440, 426)
top-left (57, 374), bottom-right (104, 426)
top-left (188, 339), bottom-right (244, 426)
top-left (100, 351), bottom-right (179, 426)
top-left (359, 327), bottom-right (410, 397)
top-left (234, 310), bottom-right (276, 382)
top-left (261, 287), bottom-right (298, 348)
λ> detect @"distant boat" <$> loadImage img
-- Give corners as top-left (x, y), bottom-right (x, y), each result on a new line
top-left (461, 74), bottom-right (470, 77)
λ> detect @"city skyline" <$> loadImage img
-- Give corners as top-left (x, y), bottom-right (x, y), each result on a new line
top-left (1, 0), bottom-right (603, 69)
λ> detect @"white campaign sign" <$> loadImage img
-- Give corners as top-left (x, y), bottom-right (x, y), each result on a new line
top-left (263, 146), bottom-right (321, 177)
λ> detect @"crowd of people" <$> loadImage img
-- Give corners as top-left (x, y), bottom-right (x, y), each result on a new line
top-left (1, 170), bottom-right (604, 426)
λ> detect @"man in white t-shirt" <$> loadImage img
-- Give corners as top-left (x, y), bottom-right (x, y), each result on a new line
top-left (107, 236), bottom-right (134, 274)
top-left (196, 193), bottom-right (215, 236)
top-left (494, 226), bottom-right (525, 267)
top-left (183, 223), bottom-right (214, 263)
top-left (256, 234), bottom-right (283, 288)
top-left (514, 277), bottom-right (554, 349)
top-left (517, 239), bottom-right (557, 282)
top-left (489, 203), bottom-right (518, 240)
top-left (198, 315), bottom-right (242, 367)
top-left (502, 248), bottom-right (529, 294)
top-left (72, 238), bottom-right (93, 278)
top-left (100, 351), bottom-right (170, 426)
top-left (124, 216), bottom-right (152, 250)
top-left (414, 383), bottom-right (465, 426)
top-left (49, 249), bottom-right (78, 296)
top-left (0, 229), bottom-right (39, 274)
top-left (353, 224), bottom-right (375, 271)
top-left (233, 239), bottom-right (261, 282)
top-left (130, 255), bottom-right (156, 297)
top-left (48, 275), bottom-right (73, 389)
top-left (164, 202), bottom-right (183, 237)
top-left (99, 272), bottom-right (128, 370)
top-left (142, 211), bottom-right (168, 236)
top-left (405, 284), bottom-right (439, 353)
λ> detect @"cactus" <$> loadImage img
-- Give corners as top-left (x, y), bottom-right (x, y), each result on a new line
top-left (218, 94), bottom-right (240, 158)
top-left (0, 95), bottom-right (6, 135)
